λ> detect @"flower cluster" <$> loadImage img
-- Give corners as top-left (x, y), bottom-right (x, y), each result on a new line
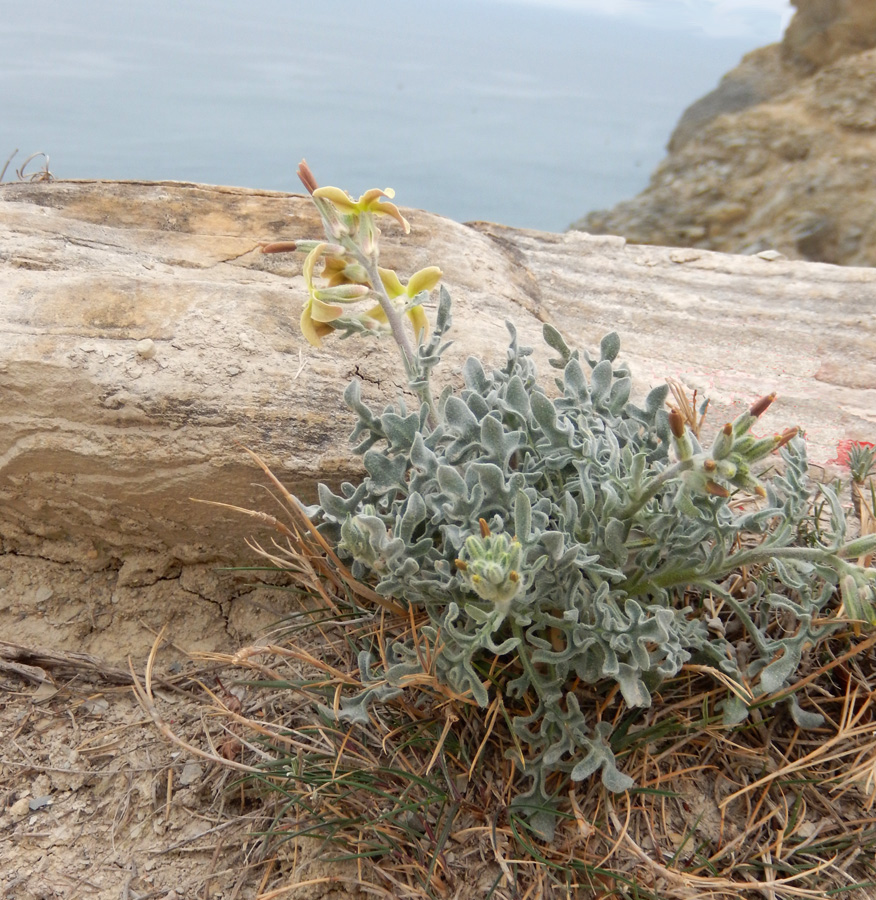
top-left (454, 518), bottom-right (538, 615)
top-left (263, 162), bottom-right (441, 360)
top-left (667, 393), bottom-right (798, 512)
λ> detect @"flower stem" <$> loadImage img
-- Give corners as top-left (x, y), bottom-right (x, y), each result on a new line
top-left (621, 459), bottom-right (692, 520)
top-left (625, 544), bottom-right (856, 599)
top-left (355, 251), bottom-right (438, 426)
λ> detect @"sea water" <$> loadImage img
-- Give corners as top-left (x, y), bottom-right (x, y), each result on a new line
top-left (1, 0), bottom-right (785, 232)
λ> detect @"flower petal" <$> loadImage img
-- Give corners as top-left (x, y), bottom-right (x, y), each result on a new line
top-left (309, 296), bottom-right (346, 323)
top-left (376, 200), bottom-right (410, 233)
top-left (300, 306), bottom-right (333, 347)
top-left (378, 267), bottom-right (405, 299)
top-left (361, 303), bottom-right (389, 324)
top-left (406, 304), bottom-right (429, 340)
top-left (358, 188), bottom-right (391, 207)
top-left (302, 243), bottom-right (327, 285)
top-left (321, 256), bottom-right (348, 286)
top-left (312, 186), bottom-right (358, 213)
top-left (406, 266), bottom-right (442, 297)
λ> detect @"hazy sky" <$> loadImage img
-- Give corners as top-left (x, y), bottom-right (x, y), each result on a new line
top-left (493, 0), bottom-right (794, 38)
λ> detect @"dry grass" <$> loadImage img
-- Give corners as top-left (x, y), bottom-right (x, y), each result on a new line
top-left (668, 380), bottom-right (709, 440)
top-left (1, 148), bottom-right (54, 182)
top-left (134, 454), bottom-right (876, 900)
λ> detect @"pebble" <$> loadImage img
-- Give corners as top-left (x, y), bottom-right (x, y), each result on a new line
top-left (9, 797), bottom-right (31, 820)
top-left (179, 761), bottom-right (203, 786)
top-left (33, 586), bottom-right (53, 604)
top-left (137, 338), bottom-right (157, 359)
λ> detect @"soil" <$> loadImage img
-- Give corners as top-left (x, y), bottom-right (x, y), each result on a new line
top-left (0, 550), bottom-right (359, 900)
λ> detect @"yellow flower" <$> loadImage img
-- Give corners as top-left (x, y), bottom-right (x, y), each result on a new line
top-left (378, 266), bottom-right (442, 300)
top-left (365, 265), bottom-right (442, 339)
top-left (299, 243), bottom-right (345, 347)
top-left (312, 185), bottom-right (410, 234)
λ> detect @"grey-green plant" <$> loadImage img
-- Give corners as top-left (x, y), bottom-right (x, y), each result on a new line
top-left (265, 162), bottom-right (876, 838)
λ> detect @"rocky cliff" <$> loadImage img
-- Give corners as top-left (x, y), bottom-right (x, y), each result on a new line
top-left (572, 0), bottom-right (876, 267)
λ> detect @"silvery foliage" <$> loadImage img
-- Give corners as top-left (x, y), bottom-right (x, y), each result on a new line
top-left (312, 288), bottom-right (852, 838)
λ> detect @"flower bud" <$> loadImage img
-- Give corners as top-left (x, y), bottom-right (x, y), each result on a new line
top-left (358, 215), bottom-right (379, 257)
top-left (736, 430), bottom-right (797, 464)
top-left (711, 423), bottom-right (734, 460)
top-left (260, 241), bottom-right (299, 254)
top-left (840, 574), bottom-right (876, 625)
top-left (297, 160), bottom-right (319, 194)
top-left (776, 427), bottom-right (798, 448)
top-left (741, 435), bottom-right (784, 462)
top-left (749, 392), bottom-right (776, 419)
top-left (669, 409), bottom-right (694, 461)
top-left (841, 535), bottom-right (876, 559)
top-left (732, 392), bottom-right (777, 437)
top-left (704, 479), bottom-right (730, 498)
top-left (341, 262), bottom-right (370, 284)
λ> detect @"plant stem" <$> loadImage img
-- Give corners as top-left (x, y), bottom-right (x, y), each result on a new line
top-left (624, 544), bottom-right (851, 600)
top-left (354, 251), bottom-right (438, 427)
top-left (358, 256), bottom-right (417, 375)
top-left (702, 580), bottom-right (772, 656)
top-left (620, 459), bottom-right (692, 520)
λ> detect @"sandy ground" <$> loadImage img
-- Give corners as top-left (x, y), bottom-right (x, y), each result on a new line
top-left (0, 552), bottom-right (357, 900)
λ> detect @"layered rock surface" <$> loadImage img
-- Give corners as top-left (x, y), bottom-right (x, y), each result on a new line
top-left (3, 179), bottom-right (874, 576)
top-left (573, 0), bottom-right (876, 267)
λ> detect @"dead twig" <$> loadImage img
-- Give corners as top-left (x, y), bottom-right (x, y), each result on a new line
top-left (0, 639), bottom-right (190, 691)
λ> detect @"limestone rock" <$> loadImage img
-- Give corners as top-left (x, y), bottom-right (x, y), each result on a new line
top-left (573, 0), bottom-right (876, 268)
top-left (668, 45), bottom-right (796, 153)
top-left (2, 180), bottom-right (874, 576)
top-left (782, 0), bottom-right (876, 73)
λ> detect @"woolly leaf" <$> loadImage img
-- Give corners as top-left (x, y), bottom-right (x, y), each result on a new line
top-left (543, 322), bottom-right (573, 368)
top-left (590, 359), bottom-right (613, 405)
top-left (514, 490), bottom-right (532, 543)
top-left (759, 646), bottom-right (801, 695)
top-left (600, 332), bottom-right (621, 362)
